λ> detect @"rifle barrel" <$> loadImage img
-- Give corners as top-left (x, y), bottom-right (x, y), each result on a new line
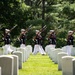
top-left (10, 25), bottom-right (18, 31)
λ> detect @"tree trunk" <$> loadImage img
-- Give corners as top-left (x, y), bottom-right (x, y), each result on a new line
top-left (42, 0), bottom-right (45, 27)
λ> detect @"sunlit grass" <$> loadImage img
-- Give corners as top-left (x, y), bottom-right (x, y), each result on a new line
top-left (19, 54), bottom-right (62, 75)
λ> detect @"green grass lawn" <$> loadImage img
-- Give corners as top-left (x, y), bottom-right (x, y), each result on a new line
top-left (19, 54), bottom-right (62, 75)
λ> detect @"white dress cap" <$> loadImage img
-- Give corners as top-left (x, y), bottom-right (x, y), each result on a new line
top-left (36, 30), bottom-right (39, 33)
top-left (50, 30), bottom-right (54, 32)
top-left (5, 29), bottom-right (10, 32)
top-left (21, 29), bottom-right (25, 32)
top-left (68, 30), bottom-right (73, 33)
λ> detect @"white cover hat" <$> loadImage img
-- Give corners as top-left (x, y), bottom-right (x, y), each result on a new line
top-left (68, 30), bottom-right (73, 33)
top-left (36, 30), bottom-right (39, 33)
top-left (50, 30), bottom-right (54, 32)
top-left (5, 29), bottom-right (10, 32)
top-left (21, 29), bottom-right (25, 32)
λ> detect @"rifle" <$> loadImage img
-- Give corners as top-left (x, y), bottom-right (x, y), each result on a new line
top-left (47, 25), bottom-right (62, 40)
top-left (33, 25), bottom-right (47, 41)
top-left (39, 25), bottom-right (47, 33)
top-left (0, 24), bottom-right (17, 37)
top-left (0, 24), bottom-right (3, 30)
top-left (18, 25), bottom-right (32, 41)
top-left (10, 24), bottom-right (18, 32)
top-left (25, 25), bottom-right (32, 33)
top-left (72, 30), bottom-right (75, 34)
top-left (3, 24), bottom-right (18, 39)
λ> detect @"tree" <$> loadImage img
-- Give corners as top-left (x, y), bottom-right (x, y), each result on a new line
top-left (0, 0), bottom-right (75, 47)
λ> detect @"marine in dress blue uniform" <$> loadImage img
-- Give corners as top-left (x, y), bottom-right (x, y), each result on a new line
top-left (33, 30), bottom-right (46, 55)
top-left (66, 30), bottom-right (74, 55)
top-left (3, 29), bottom-right (11, 45)
top-left (3, 29), bottom-right (13, 54)
top-left (48, 30), bottom-right (56, 48)
top-left (19, 29), bottom-right (27, 48)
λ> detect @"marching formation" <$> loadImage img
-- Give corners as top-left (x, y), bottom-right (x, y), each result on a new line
top-left (1, 25), bottom-right (75, 56)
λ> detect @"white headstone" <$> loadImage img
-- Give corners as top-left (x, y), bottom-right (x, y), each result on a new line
top-left (72, 59), bottom-right (75, 75)
top-left (24, 47), bottom-right (29, 61)
top-left (50, 49), bottom-right (55, 61)
top-left (26, 45), bottom-right (32, 54)
top-left (57, 52), bottom-right (68, 70)
top-left (12, 55), bottom-right (18, 75)
top-left (45, 45), bottom-right (52, 55)
top-left (13, 51), bottom-right (23, 69)
top-left (49, 48), bottom-right (55, 59)
top-left (26, 46), bottom-right (30, 59)
top-left (62, 46), bottom-right (67, 53)
top-left (0, 55), bottom-right (14, 75)
top-left (19, 48), bottom-right (26, 63)
top-left (47, 45), bottom-right (50, 55)
top-left (71, 47), bottom-right (75, 56)
top-left (10, 46), bottom-right (16, 51)
top-left (53, 49), bottom-right (62, 64)
top-left (0, 67), bottom-right (1, 75)
top-left (62, 56), bottom-right (74, 75)
top-left (17, 47), bottom-right (28, 62)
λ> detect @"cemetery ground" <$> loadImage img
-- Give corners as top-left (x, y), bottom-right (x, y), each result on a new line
top-left (19, 53), bottom-right (62, 75)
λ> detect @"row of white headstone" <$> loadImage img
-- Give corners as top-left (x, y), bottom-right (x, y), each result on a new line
top-left (0, 45), bottom-right (32, 75)
top-left (45, 45), bottom-right (75, 75)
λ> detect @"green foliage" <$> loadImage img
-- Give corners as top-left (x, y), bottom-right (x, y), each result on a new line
top-left (0, 0), bottom-right (30, 46)
top-left (0, 0), bottom-right (75, 47)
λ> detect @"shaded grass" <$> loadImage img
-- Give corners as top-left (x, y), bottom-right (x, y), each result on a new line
top-left (19, 54), bottom-right (62, 75)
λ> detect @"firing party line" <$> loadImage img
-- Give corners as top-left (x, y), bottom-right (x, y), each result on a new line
top-left (1, 25), bottom-right (75, 55)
